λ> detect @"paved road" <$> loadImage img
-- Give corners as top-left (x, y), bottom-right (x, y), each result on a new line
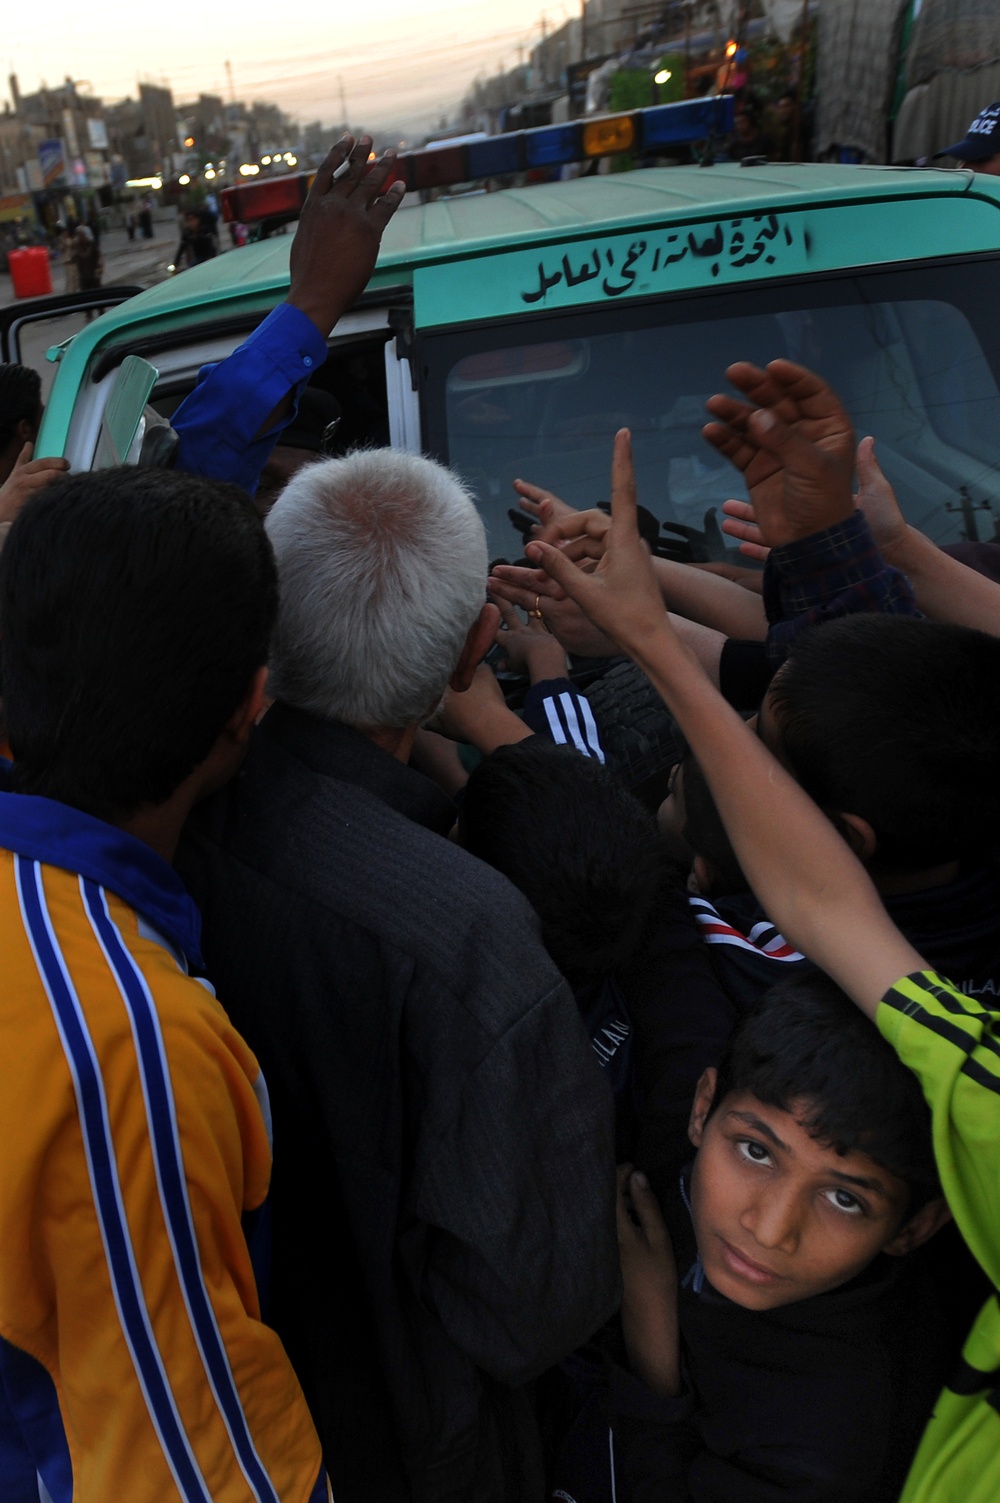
top-left (1, 219), bottom-right (239, 396)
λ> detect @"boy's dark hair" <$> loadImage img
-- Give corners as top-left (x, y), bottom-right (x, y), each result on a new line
top-left (770, 615), bottom-right (1000, 869)
top-left (0, 468), bottom-right (277, 823)
top-left (0, 363), bottom-right (42, 450)
top-left (710, 974), bottom-right (940, 1214)
top-left (460, 738), bottom-right (663, 987)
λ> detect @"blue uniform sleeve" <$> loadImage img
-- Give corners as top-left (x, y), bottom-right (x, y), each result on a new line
top-left (522, 677), bottom-right (606, 762)
top-left (172, 302), bottom-right (329, 495)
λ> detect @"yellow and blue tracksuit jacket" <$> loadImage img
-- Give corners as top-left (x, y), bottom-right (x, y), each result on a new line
top-left (0, 789), bottom-right (328, 1503)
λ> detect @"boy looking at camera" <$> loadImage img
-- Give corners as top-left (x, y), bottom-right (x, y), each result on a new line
top-left (527, 370), bottom-right (1000, 1503)
top-left (555, 979), bottom-right (952, 1503)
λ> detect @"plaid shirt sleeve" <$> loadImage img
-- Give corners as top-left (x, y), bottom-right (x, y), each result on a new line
top-left (762, 510), bottom-right (920, 665)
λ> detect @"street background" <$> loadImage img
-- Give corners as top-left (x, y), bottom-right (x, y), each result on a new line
top-left (2, 212), bottom-right (199, 394)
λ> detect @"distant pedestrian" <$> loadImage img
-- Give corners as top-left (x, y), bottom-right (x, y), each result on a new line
top-left (74, 223), bottom-right (102, 292)
top-left (59, 220), bottom-right (79, 294)
top-left (138, 197), bottom-right (154, 238)
top-left (74, 222), bottom-right (103, 320)
top-left (124, 208), bottom-right (136, 242)
top-left (174, 210), bottom-right (218, 271)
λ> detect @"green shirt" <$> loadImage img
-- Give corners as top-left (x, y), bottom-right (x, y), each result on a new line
top-left (878, 971), bottom-right (1000, 1503)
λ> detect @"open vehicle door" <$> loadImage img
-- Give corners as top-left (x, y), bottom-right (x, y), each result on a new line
top-left (0, 284), bottom-right (144, 363)
top-left (92, 354), bottom-right (178, 469)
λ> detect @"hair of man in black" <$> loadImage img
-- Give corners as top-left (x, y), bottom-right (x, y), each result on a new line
top-left (0, 468), bottom-right (277, 823)
top-left (709, 974), bottom-right (940, 1215)
top-left (767, 615), bottom-right (1000, 871)
top-left (460, 737), bottom-right (664, 988)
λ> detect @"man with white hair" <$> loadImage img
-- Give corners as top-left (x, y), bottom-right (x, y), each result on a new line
top-left (179, 448), bottom-right (619, 1503)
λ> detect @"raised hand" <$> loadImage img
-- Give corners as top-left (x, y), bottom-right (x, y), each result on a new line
top-left (288, 133), bottom-right (406, 336)
top-left (721, 432), bottom-right (904, 563)
top-left (425, 663), bottom-right (531, 753)
top-left (0, 443), bottom-right (70, 525)
top-left (718, 497), bottom-right (769, 560)
top-left (492, 596), bottom-right (568, 680)
top-left (522, 429), bottom-right (668, 658)
top-left (705, 360), bottom-right (855, 549)
top-left (487, 564), bottom-right (619, 657)
top-left (617, 1165), bottom-right (680, 1397)
top-left (854, 435), bottom-right (908, 561)
top-left (514, 476), bottom-right (613, 560)
top-left (513, 477), bottom-right (578, 532)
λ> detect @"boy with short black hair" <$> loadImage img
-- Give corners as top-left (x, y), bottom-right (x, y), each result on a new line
top-left (459, 737), bottom-right (736, 1164)
top-left (555, 977), bottom-right (952, 1503)
top-left (0, 467), bottom-right (327, 1499)
top-left (528, 407), bottom-right (1000, 1503)
top-left (460, 738), bottom-right (662, 991)
top-left (0, 362), bottom-right (41, 483)
top-left (460, 738), bottom-right (669, 1148)
top-left (765, 614), bottom-right (1000, 872)
top-left (663, 616), bottom-right (1000, 1016)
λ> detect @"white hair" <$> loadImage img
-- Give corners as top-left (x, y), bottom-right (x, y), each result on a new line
top-left (264, 448), bottom-right (487, 730)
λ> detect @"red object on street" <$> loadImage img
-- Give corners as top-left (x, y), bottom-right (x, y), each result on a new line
top-left (8, 247), bottom-right (53, 299)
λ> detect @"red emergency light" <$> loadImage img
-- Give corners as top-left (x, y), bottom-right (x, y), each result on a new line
top-left (221, 171), bottom-right (315, 223)
top-left (221, 97), bottom-right (734, 225)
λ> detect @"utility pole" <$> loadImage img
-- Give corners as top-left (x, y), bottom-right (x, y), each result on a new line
top-left (225, 59), bottom-right (236, 107)
top-left (338, 75), bottom-right (348, 130)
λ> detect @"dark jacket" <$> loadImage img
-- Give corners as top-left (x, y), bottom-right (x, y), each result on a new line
top-left (691, 857), bottom-right (1000, 1017)
top-left (553, 1175), bottom-right (952, 1503)
top-left (178, 705), bottom-right (619, 1503)
top-left (621, 888), bottom-right (737, 1197)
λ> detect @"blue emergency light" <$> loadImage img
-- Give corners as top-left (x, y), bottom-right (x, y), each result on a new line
top-left (221, 96), bottom-right (736, 224)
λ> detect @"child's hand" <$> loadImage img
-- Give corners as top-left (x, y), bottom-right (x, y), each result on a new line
top-left (523, 430), bottom-right (670, 660)
top-left (493, 598), bottom-right (569, 682)
top-left (487, 564), bottom-right (620, 658)
top-left (617, 1165), bottom-right (681, 1397)
top-left (513, 477), bottom-right (580, 534)
top-left (517, 482), bottom-right (613, 562)
top-left (0, 444), bottom-right (70, 525)
top-left (855, 435), bottom-right (909, 562)
top-left (424, 664), bottom-right (532, 754)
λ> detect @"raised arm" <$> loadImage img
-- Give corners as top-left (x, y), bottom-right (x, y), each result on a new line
top-left (652, 556), bottom-right (766, 638)
top-left (523, 484), bottom-right (766, 638)
top-left (704, 362), bottom-right (920, 653)
top-left (173, 134), bottom-right (404, 493)
top-left (847, 443), bottom-right (1000, 633)
top-left (718, 414), bottom-right (1000, 638)
top-left (525, 431), bottom-right (923, 1018)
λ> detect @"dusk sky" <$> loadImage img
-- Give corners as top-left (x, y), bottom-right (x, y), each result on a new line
top-left (7, 0), bottom-right (568, 135)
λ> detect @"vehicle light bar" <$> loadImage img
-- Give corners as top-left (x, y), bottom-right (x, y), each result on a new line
top-left (222, 170), bottom-right (316, 223)
top-left (221, 96), bottom-right (734, 224)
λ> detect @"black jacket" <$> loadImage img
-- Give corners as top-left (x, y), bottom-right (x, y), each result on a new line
top-left (692, 857), bottom-right (1000, 1019)
top-left (553, 1175), bottom-right (952, 1503)
top-left (178, 705), bottom-right (619, 1503)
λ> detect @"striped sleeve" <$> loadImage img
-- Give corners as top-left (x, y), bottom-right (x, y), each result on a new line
top-left (878, 970), bottom-right (1000, 1293)
top-left (688, 895), bottom-right (804, 962)
top-left (522, 678), bottom-right (606, 763)
top-left (6, 858), bottom-right (325, 1502)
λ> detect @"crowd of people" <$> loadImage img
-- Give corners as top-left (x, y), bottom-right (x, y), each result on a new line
top-left (0, 131), bottom-right (998, 1503)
